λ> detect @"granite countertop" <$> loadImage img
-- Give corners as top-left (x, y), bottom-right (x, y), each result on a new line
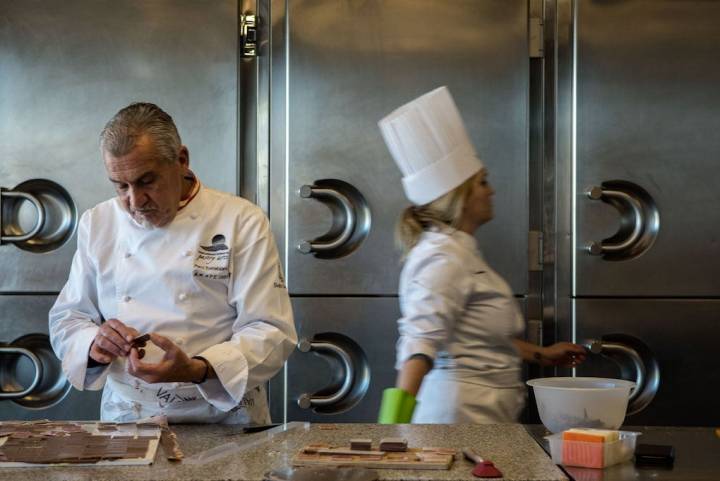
top-left (0, 423), bottom-right (567, 481)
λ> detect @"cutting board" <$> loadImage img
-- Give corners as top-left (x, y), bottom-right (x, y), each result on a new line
top-left (293, 444), bottom-right (455, 470)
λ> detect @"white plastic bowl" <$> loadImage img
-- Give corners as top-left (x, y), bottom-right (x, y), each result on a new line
top-left (526, 377), bottom-right (636, 433)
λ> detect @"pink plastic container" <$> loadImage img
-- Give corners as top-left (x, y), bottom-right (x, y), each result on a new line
top-left (545, 431), bottom-right (641, 469)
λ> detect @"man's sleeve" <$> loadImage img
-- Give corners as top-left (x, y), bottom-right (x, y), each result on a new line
top-left (194, 212), bottom-right (297, 411)
top-left (48, 211), bottom-right (108, 391)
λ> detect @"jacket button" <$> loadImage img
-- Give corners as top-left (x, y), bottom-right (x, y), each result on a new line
top-left (122, 295), bottom-right (131, 302)
top-left (178, 293), bottom-right (187, 301)
top-left (124, 252), bottom-right (132, 258)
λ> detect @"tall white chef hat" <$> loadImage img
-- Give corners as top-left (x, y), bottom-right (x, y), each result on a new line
top-left (378, 86), bottom-right (484, 205)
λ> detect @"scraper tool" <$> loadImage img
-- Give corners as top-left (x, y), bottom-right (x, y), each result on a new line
top-left (462, 448), bottom-right (503, 478)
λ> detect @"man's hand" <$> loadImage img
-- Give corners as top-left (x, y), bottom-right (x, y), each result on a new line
top-left (537, 342), bottom-right (588, 367)
top-left (89, 319), bottom-right (140, 365)
top-left (127, 333), bottom-right (210, 384)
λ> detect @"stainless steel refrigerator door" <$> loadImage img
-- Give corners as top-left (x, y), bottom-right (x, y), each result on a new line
top-left (574, 299), bottom-right (720, 427)
top-left (271, 297), bottom-right (399, 423)
top-left (272, 296), bottom-right (530, 423)
top-left (573, 0), bottom-right (720, 296)
top-left (0, 296), bottom-right (102, 420)
top-left (272, 0), bottom-right (530, 295)
top-left (0, 0), bottom-right (238, 292)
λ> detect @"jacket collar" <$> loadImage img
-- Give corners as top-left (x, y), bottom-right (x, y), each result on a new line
top-left (427, 225), bottom-right (479, 255)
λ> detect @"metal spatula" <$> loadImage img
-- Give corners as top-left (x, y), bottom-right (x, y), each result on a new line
top-left (462, 448), bottom-right (503, 478)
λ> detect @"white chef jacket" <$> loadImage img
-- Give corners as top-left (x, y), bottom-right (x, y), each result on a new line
top-left (396, 228), bottom-right (526, 423)
top-left (49, 184), bottom-right (297, 423)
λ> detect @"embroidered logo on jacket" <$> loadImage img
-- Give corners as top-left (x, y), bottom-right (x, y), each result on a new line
top-left (193, 234), bottom-right (231, 279)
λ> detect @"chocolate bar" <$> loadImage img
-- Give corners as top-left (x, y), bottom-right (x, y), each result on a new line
top-left (131, 333), bottom-right (150, 346)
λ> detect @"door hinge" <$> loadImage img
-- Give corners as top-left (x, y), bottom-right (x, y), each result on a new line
top-left (241, 14), bottom-right (258, 57)
top-left (527, 319), bottom-right (543, 345)
top-left (529, 0), bottom-right (544, 58)
top-left (529, 230), bottom-right (543, 271)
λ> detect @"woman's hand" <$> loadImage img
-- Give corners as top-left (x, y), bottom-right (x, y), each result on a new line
top-left (536, 342), bottom-right (587, 367)
top-left (513, 339), bottom-right (588, 367)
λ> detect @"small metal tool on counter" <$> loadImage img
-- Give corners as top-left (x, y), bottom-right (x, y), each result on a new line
top-left (462, 448), bottom-right (503, 478)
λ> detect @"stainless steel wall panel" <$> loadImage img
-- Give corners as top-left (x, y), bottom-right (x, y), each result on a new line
top-left (272, 297), bottom-right (400, 423)
top-left (0, 0), bottom-right (238, 292)
top-left (552, 0), bottom-right (576, 351)
top-left (574, 0), bottom-right (720, 297)
top-left (0, 296), bottom-right (102, 420)
top-left (278, 0), bottom-right (530, 295)
top-left (574, 299), bottom-right (720, 427)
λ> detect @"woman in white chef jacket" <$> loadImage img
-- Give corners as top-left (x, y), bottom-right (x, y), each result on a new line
top-left (377, 87), bottom-right (586, 424)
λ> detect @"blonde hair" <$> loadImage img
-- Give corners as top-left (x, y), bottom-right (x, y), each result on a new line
top-left (396, 173), bottom-right (477, 256)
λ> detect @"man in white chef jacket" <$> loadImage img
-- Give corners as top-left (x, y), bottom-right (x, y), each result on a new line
top-left (49, 102), bottom-right (297, 424)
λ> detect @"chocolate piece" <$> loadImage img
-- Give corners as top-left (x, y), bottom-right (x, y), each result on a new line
top-left (379, 437), bottom-right (408, 452)
top-left (350, 438), bottom-right (373, 451)
top-left (131, 333), bottom-right (150, 346)
top-left (145, 415), bottom-right (185, 461)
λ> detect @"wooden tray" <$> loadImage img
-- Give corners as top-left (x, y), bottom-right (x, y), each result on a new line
top-left (293, 444), bottom-right (455, 470)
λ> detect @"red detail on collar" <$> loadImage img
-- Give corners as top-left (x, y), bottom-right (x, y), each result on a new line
top-left (178, 178), bottom-right (200, 211)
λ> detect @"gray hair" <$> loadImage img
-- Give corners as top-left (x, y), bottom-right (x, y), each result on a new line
top-left (100, 102), bottom-right (182, 163)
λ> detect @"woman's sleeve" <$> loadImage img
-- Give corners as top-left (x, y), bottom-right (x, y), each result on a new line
top-left (395, 253), bottom-right (470, 369)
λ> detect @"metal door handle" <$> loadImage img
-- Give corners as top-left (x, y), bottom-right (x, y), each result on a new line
top-left (296, 339), bottom-right (354, 409)
top-left (585, 187), bottom-right (643, 255)
top-left (295, 178), bottom-right (371, 259)
top-left (0, 190), bottom-right (46, 243)
top-left (0, 346), bottom-right (43, 399)
top-left (585, 337), bottom-right (660, 415)
top-left (297, 185), bottom-right (356, 254)
top-left (586, 340), bottom-right (644, 403)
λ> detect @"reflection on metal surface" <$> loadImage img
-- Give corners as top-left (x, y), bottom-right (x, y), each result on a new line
top-left (583, 334), bottom-right (660, 416)
top-left (0, 346), bottom-right (42, 399)
top-left (295, 332), bottom-right (370, 414)
top-left (0, 333), bottom-right (72, 409)
top-left (584, 181), bottom-right (659, 260)
top-left (297, 179), bottom-right (371, 259)
top-left (0, 179), bottom-right (77, 253)
top-left (0, 189), bottom-right (45, 244)
top-left (240, 14), bottom-right (258, 58)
